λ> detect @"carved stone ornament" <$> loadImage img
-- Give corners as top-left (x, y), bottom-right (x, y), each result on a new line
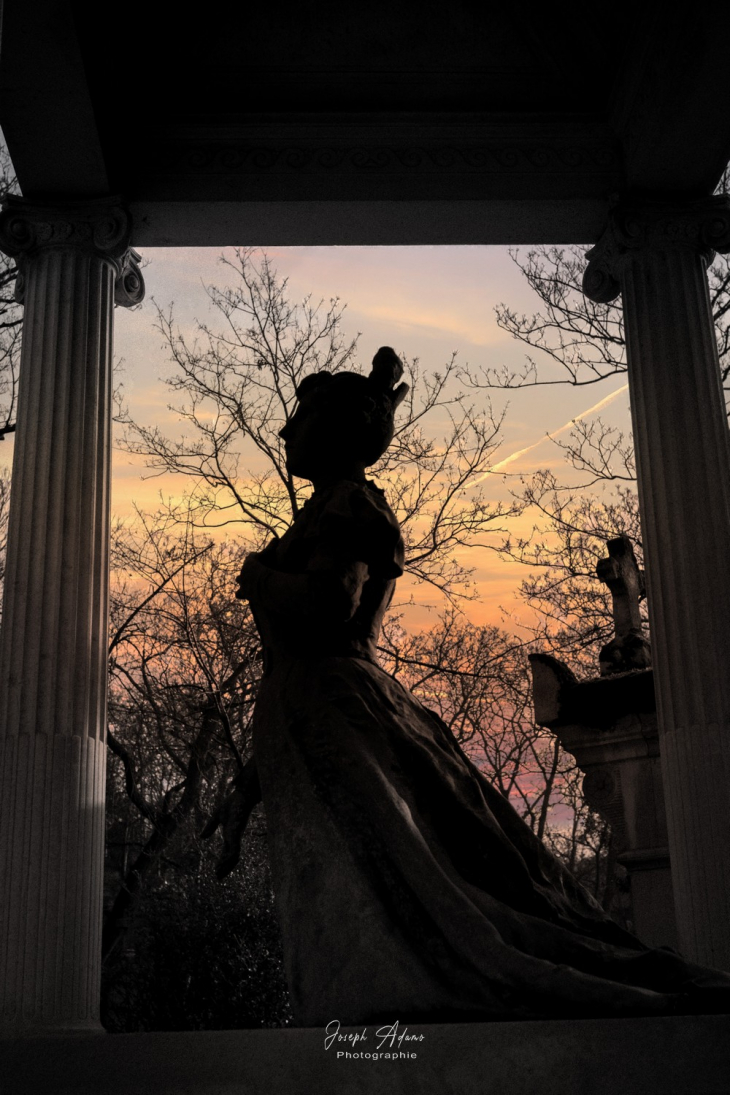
top-left (176, 140), bottom-right (619, 175)
top-left (0, 195), bottom-right (145, 308)
top-left (583, 195), bottom-right (730, 304)
top-left (582, 765), bottom-right (618, 809)
top-left (582, 765), bottom-right (628, 850)
top-left (114, 248), bottom-right (145, 308)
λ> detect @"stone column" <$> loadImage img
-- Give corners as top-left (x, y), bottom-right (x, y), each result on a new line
top-left (584, 196), bottom-right (730, 970)
top-left (0, 197), bottom-right (143, 1031)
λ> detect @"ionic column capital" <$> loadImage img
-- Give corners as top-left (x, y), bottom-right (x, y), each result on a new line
top-left (0, 195), bottom-right (144, 307)
top-left (583, 195), bottom-right (730, 303)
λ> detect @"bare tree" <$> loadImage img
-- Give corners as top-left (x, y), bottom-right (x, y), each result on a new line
top-left (0, 144), bottom-right (22, 440)
top-left (462, 170), bottom-right (730, 630)
top-left (102, 251), bottom-right (560, 1025)
top-left (102, 503), bottom-right (297, 1028)
top-left (104, 511), bottom-right (260, 959)
top-left (104, 250), bottom-right (524, 969)
top-left (470, 215), bottom-right (730, 408)
top-left (0, 145), bottom-right (23, 617)
top-left (117, 249), bottom-right (517, 606)
top-left (496, 473), bottom-right (645, 670)
top-left (461, 169), bottom-right (730, 619)
top-left (103, 246), bottom-right (637, 1026)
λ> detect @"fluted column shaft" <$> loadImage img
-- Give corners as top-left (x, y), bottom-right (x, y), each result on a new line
top-left (585, 197), bottom-right (730, 969)
top-left (0, 198), bottom-right (143, 1031)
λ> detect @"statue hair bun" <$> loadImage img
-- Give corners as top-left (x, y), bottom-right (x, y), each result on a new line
top-left (370, 347), bottom-right (404, 391)
top-left (295, 370), bottom-right (333, 398)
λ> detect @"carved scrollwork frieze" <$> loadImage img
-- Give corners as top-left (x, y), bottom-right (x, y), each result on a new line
top-left (0, 196), bottom-right (145, 309)
top-left (175, 142), bottom-right (619, 175)
top-left (583, 196), bottom-right (730, 304)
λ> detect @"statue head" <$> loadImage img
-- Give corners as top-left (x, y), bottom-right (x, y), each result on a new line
top-left (280, 347), bottom-right (409, 482)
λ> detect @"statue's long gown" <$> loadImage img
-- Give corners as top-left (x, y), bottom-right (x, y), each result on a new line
top-left (248, 479), bottom-right (730, 1026)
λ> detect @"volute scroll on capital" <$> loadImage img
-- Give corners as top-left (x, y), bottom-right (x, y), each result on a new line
top-left (0, 195), bottom-right (145, 308)
top-left (583, 195), bottom-right (730, 304)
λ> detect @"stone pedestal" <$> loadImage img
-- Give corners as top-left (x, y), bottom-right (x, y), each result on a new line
top-left (1, 1018), bottom-right (730, 1095)
top-left (584, 197), bottom-right (730, 970)
top-left (531, 655), bottom-right (675, 949)
top-left (0, 198), bottom-right (143, 1031)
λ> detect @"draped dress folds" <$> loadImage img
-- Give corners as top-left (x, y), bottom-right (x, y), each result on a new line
top-left (247, 479), bottom-right (730, 1026)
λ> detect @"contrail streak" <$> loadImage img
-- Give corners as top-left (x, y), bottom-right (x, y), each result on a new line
top-left (475, 382), bottom-right (629, 482)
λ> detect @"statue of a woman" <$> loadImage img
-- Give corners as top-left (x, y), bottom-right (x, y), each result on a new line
top-left (233, 347), bottom-right (730, 1026)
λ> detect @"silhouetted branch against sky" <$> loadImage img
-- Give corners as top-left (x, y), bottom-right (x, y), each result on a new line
top-left (0, 144), bottom-right (21, 440)
top-left (116, 247), bottom-right (522, 606)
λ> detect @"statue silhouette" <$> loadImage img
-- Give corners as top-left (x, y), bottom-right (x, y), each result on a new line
top-left (225, 347), bottom-right (730, 1026)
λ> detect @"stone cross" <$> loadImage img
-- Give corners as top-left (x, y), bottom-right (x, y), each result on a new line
top-left (597, 534), bottom-right (645, 637)
top-left (596, 534), bottom-right (651, 675)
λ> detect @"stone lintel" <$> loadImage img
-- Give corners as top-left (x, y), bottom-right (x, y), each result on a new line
top-left (129, 198), bottom-right (611, 248)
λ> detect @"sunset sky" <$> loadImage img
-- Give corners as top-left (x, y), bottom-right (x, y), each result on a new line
top-left (2, 244), bottom-right (633, 632)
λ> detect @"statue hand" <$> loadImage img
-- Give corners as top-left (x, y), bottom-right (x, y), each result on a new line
top-left (235, 553), bottom-right (262, 600)
top-left (235, 539), bottom-right (278, 600)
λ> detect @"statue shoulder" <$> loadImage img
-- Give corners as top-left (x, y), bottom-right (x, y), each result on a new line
top-left (317, 480), bottom-right (404, 578)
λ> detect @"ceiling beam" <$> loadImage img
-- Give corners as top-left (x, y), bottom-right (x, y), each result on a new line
top-left (610, 9), bottom-right (730, 195)
top-left (0, 0), bottom-right (109, 197)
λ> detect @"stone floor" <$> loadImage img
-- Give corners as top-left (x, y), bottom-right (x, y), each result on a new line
top-left (1, 1015), bottom-right (729, 1095)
